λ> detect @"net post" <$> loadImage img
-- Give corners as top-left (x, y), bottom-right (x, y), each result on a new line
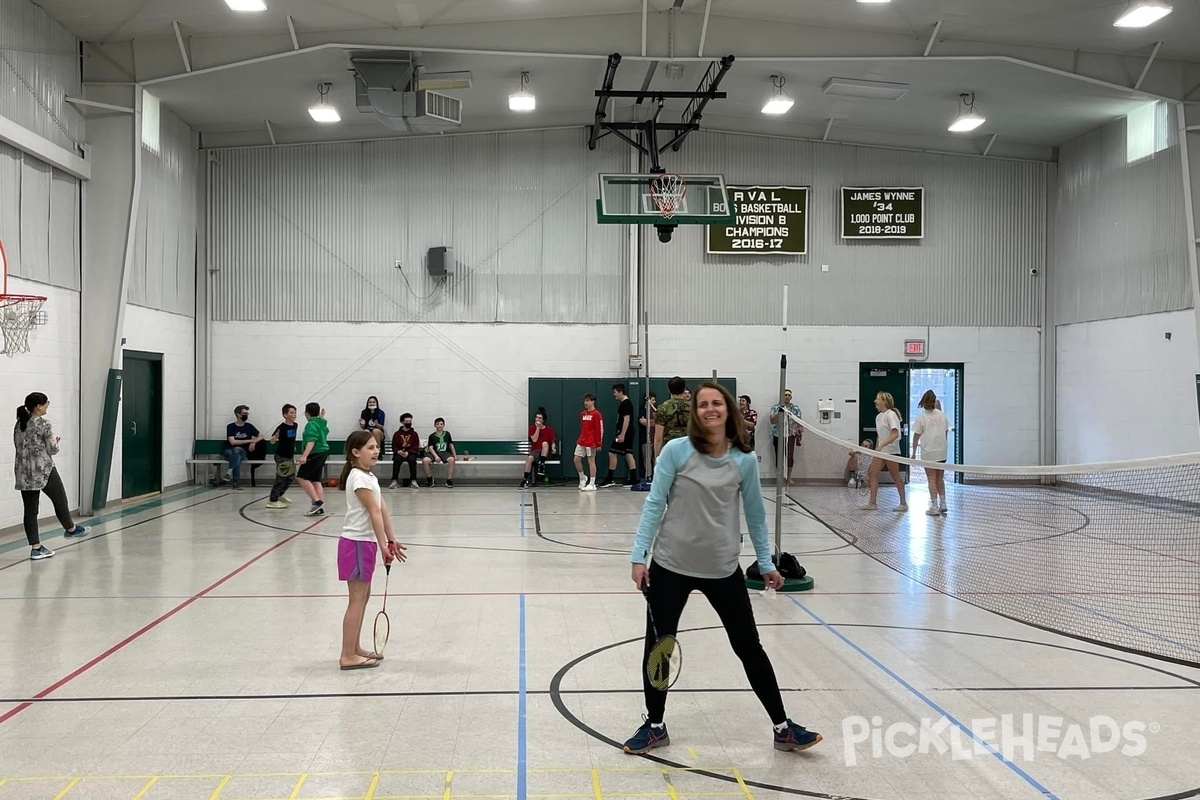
top-left (774, 286), bottom-right (788, 560)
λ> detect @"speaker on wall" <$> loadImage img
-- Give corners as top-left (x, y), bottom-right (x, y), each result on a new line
top-left (427, 246), bottom-right (452, 277)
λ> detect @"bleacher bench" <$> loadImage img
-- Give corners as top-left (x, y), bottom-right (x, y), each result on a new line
top-left (186, 439), bottom-right (561, 485)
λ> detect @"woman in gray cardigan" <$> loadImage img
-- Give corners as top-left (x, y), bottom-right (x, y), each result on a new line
top-left (14, 392), bottom-right (86, 560)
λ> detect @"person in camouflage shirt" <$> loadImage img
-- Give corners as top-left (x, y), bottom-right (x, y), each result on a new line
top-left (653, 376), bottom-right (691, 457)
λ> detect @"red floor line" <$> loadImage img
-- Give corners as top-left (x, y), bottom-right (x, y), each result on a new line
top-left (0, 522), bottom-right (320, 727)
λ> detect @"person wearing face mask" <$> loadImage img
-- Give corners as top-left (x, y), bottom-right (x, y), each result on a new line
top-left (359, 396), bottom-right (387, 447)
top-left (223, 404), bottom-right (263, 490)
top-left (389, 413), bottom-right (422, 489)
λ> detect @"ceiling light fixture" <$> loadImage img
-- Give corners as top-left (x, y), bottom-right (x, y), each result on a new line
top-left (761, 74), bottom-right (794, 115)
top-left (509, 71), bottom-right (536, 112)
top-left (1113, 0), bottom-right (1173, 27)
top-left (857, 0), bottom-right (892, 4)
top-left (225, 0), bottom-right (267, 11)
top-left (308, 82), bottom-right (340, 123)
top-left (948, 92), bottom-right (985, 132)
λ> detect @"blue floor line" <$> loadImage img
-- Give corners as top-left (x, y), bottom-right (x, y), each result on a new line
top-left (0, 486), bottom-right (213, 555)
top-left (786, 595), bottom-right (1059, 800)
top-left (517, 594), bottom-right (528, 800)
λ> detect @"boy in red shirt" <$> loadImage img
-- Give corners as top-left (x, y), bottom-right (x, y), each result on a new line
top-left (575, 394), bottom-right (604, 492)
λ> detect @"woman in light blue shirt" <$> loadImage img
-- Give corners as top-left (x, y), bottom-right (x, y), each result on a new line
top-left (623, 381), bottom-right (821, 756)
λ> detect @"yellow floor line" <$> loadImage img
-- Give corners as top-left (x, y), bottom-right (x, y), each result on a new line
top-left (731, 768), bottom-right (756, 800)
top-left (661, 769), bottom-right (680, 800)
top-left (50, 778), bottom-right (80, 800)
top-left (208, 775), bottom-right (232, 800)
top-left (591, 768), bottom-right (603, 800)
top-left (289, 773), bottom-right (310, 800)
top-left (365, 772), bottom-right (381, 800)
top-left (132, 776), bottom-right (160, 800)
top-left (442, 770), bottom-right (454, 800)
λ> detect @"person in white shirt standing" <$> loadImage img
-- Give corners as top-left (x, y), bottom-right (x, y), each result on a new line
top-left (911, 390), bottom-right (950, 516)
top-left (335, 430), bottom-right (406, 670)
top-left (866, 391), bottom-right (908, 512)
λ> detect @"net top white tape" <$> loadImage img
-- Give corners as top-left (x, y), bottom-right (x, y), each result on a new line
top-left (788, 410), bottom-right (1200, 477)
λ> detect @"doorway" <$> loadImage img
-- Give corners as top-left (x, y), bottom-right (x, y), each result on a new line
top-left (122, 351), bottom-right (163, 499)
top-left (859, 362), bottom-right (964, 483)
top-left (908, 365), bottom-right (962, 465)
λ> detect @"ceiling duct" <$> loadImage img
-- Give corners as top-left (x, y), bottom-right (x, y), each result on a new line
top-left (350, 51), bottom-right (463, 132)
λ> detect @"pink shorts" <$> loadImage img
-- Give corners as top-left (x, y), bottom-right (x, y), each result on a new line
top-left (337, 537), bottom-right (378, 582)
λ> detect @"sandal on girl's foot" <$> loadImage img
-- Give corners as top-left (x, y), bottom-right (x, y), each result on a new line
top-left (339, 658), bottom-right (379, 671)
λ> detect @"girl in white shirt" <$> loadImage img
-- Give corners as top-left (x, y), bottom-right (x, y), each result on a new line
top-left (867, 391), bottom-right (907, 512)
top-left (911, 390), bottom-right (950, 516)
top-left (336, 430), bottom-right (406, 670)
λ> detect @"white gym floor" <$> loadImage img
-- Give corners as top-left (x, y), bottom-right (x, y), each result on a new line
top-left (1, 482), bottom-right (1197, 800)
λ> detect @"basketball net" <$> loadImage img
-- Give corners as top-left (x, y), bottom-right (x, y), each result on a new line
top-left (649, 173), bottom-right (687, 219)
top-left (0, 239), bottom-right (47, 357)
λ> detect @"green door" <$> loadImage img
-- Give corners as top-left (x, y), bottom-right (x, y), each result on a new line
top-left (859, 362), bottom-right (911, 467)
top-left (122, 352), bottom-right (163, 498)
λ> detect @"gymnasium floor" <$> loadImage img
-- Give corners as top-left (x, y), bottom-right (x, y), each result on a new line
top-left (1, 483), bottom-right (1198, 800)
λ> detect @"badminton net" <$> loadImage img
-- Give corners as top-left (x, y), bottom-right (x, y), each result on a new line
top-left (779, 411), bottom-right (1200, 668)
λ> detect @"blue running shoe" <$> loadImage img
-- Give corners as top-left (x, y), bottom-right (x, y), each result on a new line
top-left (623, 718), bottom-right (670, 755)
top-left (774, 720), bottom-right (822, 752)
top-left (64, 525), bottom-right (87, 538)
top-left (30, 545), bottom-right (55, 560)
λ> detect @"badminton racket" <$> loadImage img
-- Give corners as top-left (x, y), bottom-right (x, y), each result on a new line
top-left (643, 585), bottom-right (681, 691)
top-left (373, 556), bottom-right (392, 656)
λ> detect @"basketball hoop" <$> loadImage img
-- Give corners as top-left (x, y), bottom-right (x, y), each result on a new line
top-left (0, 240), bottom-right (47, 357)
top-left (0, 295), bottom-right (46, 357)
top-left (649, 173), bottom-right (687, 219)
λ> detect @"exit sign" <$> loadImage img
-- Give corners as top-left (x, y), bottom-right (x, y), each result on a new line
top-left (905, 339), bottom-right (927, 360)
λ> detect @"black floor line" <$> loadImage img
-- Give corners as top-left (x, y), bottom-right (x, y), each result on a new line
top-left (0, 492), bottom-right (230, 573)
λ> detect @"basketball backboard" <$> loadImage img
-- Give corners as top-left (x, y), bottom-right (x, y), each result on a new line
top-left (596, 173), bottom-right (734, 225)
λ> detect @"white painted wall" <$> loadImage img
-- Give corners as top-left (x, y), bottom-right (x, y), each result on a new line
top-left (107, 305), bottom-right (197, 500)
top-left (653, 325), bottom-right (1042, 469)
top-left (208, 322), bottom-right (629, 442)
top-left (1056, 311), bottom-right (1200, 463)
top-left (0, 277), bottom-right (81, 531)
top-left (208, 321), bottom-right (1040, 470)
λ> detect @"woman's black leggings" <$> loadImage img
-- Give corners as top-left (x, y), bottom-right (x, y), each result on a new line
top-left (21, 467), bottom-right (75, 546)
top-left (643, 560), bottom-right (787, 725)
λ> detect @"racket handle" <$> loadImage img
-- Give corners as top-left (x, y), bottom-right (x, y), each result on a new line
top-left (384, 563), bottom-right (392, 575)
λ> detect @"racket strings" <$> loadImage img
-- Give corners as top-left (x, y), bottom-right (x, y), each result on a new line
top-left (646, 636), bottom-right (681, 690)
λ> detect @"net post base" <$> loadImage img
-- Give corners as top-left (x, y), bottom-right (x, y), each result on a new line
top-left (745, 575), bottom-right (814, 592)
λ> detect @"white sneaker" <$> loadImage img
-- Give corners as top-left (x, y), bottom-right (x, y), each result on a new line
top-left (265, 500), bottom-right (287, 509)
top-left (280, 496), bottom-right (292, 504)
top-left (583, 483), bottom-right (597, 492)
top-left (578, 480), bottom-right (587, 491)
top-left (861, 503), bottom-right (878, 510)
top-left (388, 481), bottom-right (399, 489)
top-left (939, 505), bottom-right (948, 515)
top-left (925, 506), bottom-right (939, 516)
top-left (894, 504), bottom-right (908, 512)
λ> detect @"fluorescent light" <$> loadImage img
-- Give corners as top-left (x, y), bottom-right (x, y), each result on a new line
top-left (308, 103), bottom-right (340, 123)
top-left (761, 96), bottom-right (794, 115)
top-left (857, 0), bottom-right (892, 3)
top-left (823, 77), bottom-right (908, 101)
top-left (948, 108), bottom-right (985, 132)
top-left (1114, 0), bottom-right (1172, 27)
top-left (509, 90), bottom-right (535, 111)
top-left (225, 0), bottom-right (267, 11)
